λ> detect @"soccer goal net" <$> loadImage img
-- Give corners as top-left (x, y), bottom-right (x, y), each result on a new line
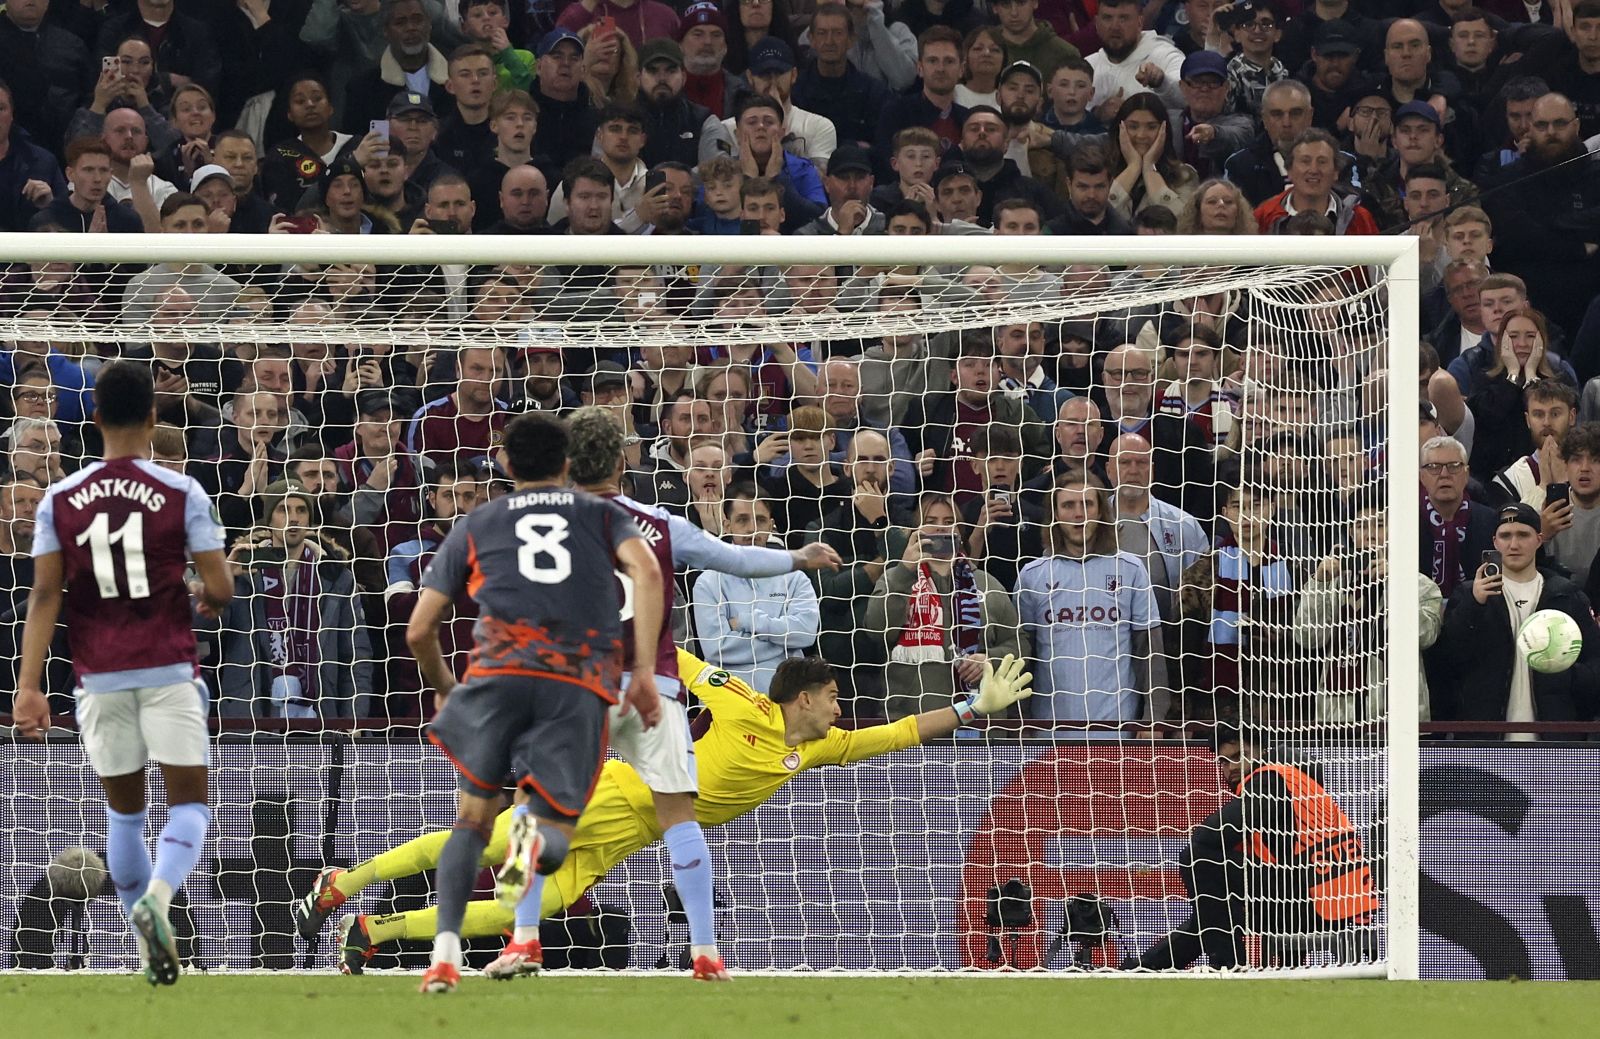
top-left (0, 233), bottom-right (1418, 978)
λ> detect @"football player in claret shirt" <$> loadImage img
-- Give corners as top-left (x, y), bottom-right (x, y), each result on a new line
top-left (297, 649), bottom-right (1035, 970)
top-left (13, 361), bottom-right (234, 987)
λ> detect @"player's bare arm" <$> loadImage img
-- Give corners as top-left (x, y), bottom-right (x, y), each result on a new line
top-left (406, 587), bottom-right (459, 709)
top-left (615, 534), bottom-right (664, 729)
top-left (13, 550), bottom-right (64, 739)
top-left (189, 548), bottom-right (233, 621)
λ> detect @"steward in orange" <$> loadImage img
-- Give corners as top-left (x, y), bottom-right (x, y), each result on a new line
top-left (1127, 720), bottom-right (1380, 970)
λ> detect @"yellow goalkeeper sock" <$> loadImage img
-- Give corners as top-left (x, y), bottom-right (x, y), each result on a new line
top-left (367, 899), bottom-right (516, 945)
top-left (335, 813), bottom-right (514, 899)
top-left (335, 831), bottom-right (451, 898)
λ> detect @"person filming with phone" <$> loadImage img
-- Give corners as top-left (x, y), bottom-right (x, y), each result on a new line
top-left (863, 493), bottom-right (1023, 720)
top-left (1436, 502), bottom-right (1600, 736)
top-left (217, 480), bottom-right (376, 721)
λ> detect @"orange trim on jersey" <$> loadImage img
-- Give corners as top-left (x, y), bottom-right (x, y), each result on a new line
top-left (518, 710), bottom-right (612, 818)
top-left (463, 665), bottom-right (619, 704)
top-left (465, 533), bottom-right (484, 599)
top-left (426, 729), bottom-right (499, 792)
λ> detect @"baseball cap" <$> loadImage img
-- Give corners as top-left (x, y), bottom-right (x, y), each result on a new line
top-left (536, 27), bottom-right (584, 57)
top-left (387, 90), bottom-right (436, 119)
top-left (1395, 100), bottom-right (1442, 128)
top-left (1497, 502), bottom-right (1542, 533)
top-left (931, 161), bottom-right (977, 190)
top-left (355, 390), bottom-right (395, 418)
top-left (1313, 19), bottom-right (1362, 56)
top-left (587, 361), bottom-right (629, 391)
top-left (826, 144), bottom-right (873, 177)
top-left (517, 323), bottom-right (564, 356)
top-left (1180, 50), bottom-right (1228, 82)
top-left (748, 36), bottom-right (796, 76)
top-left (999, 60), bottom-right (1043, 87)
top-left (190, 163), bottom-right (233, 192)
top-left (638, 38), bottom-right (684, 69)
top-left (678, 1), bottom-right (729, 39)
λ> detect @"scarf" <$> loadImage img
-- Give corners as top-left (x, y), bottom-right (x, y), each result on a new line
top-left (891, 558), bottom-right (986, 689)
top-left (1425, 494), bottom-right (1471, 597)
top-left (263, 544), bottom-right (323, 714)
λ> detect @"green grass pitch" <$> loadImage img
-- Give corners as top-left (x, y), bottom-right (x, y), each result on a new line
top-left (3, 975), bottom-right (1596, 1038)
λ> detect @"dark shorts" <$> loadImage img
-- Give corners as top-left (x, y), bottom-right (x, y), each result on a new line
top-left (426, 673), bottom-right (610, 820)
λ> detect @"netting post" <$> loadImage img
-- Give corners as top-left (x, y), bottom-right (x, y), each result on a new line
top-left (1384, 241), bottom-right (1422, 981)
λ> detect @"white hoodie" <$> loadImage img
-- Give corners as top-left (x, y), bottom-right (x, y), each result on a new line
top-left (1085, 30), bottom-right (1186, 111)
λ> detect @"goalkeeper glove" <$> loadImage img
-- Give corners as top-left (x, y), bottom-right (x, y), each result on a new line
top-left (954, 654), bottom-right (1034, 722)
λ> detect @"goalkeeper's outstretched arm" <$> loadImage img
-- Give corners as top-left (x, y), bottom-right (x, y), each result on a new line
top-left (909, 654), bottom-right (1034, 743)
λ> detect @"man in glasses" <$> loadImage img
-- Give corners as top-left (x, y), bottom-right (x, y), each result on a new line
top-left (1220, 0), bottom-right (1289, 119)
top-left (1419, 433), bottom-right (1494, 600)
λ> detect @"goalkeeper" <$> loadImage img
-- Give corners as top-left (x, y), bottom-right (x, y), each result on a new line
top-left (299, 648), bottom-right (1033, 974)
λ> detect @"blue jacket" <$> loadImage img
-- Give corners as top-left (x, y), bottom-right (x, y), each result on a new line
top-left (0, 351), bottom-right (95, 425)
top-left (691, 565), bottom-right (820, 693)
top-left (0, 128), bottom-right (68, 233)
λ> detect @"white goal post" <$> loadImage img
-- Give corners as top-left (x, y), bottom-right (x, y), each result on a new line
top-left (0, 232), bottom-right (1418, 978)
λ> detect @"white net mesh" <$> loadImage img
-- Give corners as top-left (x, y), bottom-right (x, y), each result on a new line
top-left (0, 235), bottom-right (1411, 975)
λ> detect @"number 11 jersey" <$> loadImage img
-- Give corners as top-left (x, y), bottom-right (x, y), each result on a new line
top-left (33, 457), bottom-right (226, 693)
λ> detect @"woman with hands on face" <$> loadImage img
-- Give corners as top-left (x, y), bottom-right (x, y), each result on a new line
top-left (1107, 91), bottom-right (1198, 218)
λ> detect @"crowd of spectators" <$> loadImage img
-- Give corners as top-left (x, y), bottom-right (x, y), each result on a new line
top-left (1, 0), bottom-right (1599, 734)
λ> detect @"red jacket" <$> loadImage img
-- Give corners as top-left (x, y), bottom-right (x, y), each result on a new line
top-left (1254, 189), bottom-right (1380, 235)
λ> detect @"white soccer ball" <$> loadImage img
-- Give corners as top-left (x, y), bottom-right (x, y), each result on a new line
top-left (47, 846), bottom-right (107, 901)
top-left (1516, 609), bottom-right (1584, 674)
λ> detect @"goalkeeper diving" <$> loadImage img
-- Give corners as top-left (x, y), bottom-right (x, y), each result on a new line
top-left (294, 648), bottom-right (1034, 974)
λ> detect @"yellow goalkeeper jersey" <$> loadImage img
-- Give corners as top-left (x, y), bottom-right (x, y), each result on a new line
top-left (608, 649), bottom-right (922, 828)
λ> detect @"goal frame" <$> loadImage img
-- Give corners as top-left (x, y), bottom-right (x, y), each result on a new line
top-left (0, 231), bottom-right (1421, 979)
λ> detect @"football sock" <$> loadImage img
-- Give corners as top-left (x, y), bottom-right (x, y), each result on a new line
top-left (512, 872), bottom-right (545, 944)
top-left (432, 931), bottom-right (461, 968)
top-left (664, 821), bottom-right (717, 954)
top-left (150, 802), bottom-right (211, 910)
top-left (339, 831), bottom-right (449, 896)
top-left (433, 822), bottom-right (489, 951)
top-left (105, 807), bottom-right (152, 917)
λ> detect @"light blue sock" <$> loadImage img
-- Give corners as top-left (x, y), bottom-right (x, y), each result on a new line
top-left (514, 874), bottom-right (546, 933)
top-left (664, 821), bottom-right (716, 950)
top-left (105, 807), bottom-right (152, 916)
top-left (510, 804), bottom-right (543, 940)
top-left (151, 802), bottom-right (212, 897)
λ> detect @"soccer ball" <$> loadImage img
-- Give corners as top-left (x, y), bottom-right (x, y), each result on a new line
top-left (47, 846), bottom-right (107, 901)
top-left (1516, 610), bottom-right (1584, 674)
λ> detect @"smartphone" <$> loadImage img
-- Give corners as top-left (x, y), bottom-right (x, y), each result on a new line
top-left (369, 119), bottom-right (390, 143)
top-left (923, 532), bottom-right (957, 560)
top-left (102, 55), bottom-right (119, 74)
top-left (989, 487), bottom-right (1013, 505)
top-left (241, 545), bottom-right (287, 568)
top-left (1481, 549), bottom-right (1503, 579)
top-left (425, 217), bottom-right (460, 234)
top-left (740, 218), bottom-right (764, 235)
top-left (1546, 482), bottom-right (1571, 506)
top-left (280, 215), bottom-right (318, 234)
top-left (644, 168), bottom-right (668, 194)
top-left (594, 15), bottom-right (618, 38)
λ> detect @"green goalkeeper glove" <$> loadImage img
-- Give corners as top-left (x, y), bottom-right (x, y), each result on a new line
top-left (953, 654), bottom-right (1034, 722)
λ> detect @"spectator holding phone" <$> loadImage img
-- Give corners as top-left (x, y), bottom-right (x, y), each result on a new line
top-left (1538, 424), bottom-right (1600, 590)
top-left (863, 493), bottom-right (1024, 719)
top-left (1436, 502), bottom-right (1600, 735)
top-left (218, 480), bottom-right (376, 720)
